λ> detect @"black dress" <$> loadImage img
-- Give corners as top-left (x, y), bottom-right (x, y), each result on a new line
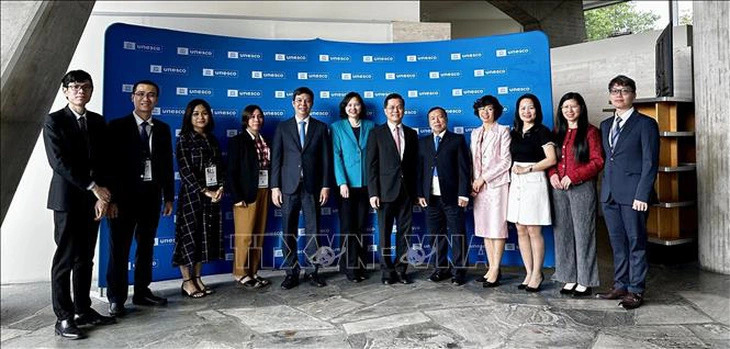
top-left (173, 131), bottom-right (224, 267)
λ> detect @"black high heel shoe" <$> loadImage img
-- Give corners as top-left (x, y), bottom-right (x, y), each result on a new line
top-left (181, 279), bottom-right (206, 299)
top-left (560, 283), bottom-right (577, 295)
top-left (525, 272), bottom-right (544, 293)
top-left (483, 271), bottom-right (501, 288)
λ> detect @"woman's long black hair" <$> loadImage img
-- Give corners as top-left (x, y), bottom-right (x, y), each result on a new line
top-left (181, 98), bottom-right (215, 135)
top-left (555, 92), bottom-right (589, 163)
top-left (513, 93), bottom-right (543, 134)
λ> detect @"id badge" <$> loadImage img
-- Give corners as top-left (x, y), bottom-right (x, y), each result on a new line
top-left (258, 170), bottom-right (269, 188)
top-left (143, 159), bottom-right (153, 181)
top-left (205, 165), bottom-right (218, 187)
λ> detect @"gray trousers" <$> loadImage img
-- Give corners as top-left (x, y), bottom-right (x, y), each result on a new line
top-left (551, 180), bottom-right (600, 287)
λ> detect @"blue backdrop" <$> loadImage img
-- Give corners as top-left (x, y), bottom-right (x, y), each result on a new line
top-left (99, 23), bottom-right (554, 287)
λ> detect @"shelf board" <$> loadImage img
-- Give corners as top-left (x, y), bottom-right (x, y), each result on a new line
top-left (653, 201), bottom-right (695, 208)
top-left (648, 236), bottom-right (695, 246)
top-left (661, 131), bottom-right (695, 137)
top-left (659, 164), bottom-right (697, 172)
top-left (634, 97), bottom-right (694, 104)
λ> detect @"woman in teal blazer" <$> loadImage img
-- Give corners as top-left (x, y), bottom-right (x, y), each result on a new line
top-left (331, 92), bottom-right (375, 282)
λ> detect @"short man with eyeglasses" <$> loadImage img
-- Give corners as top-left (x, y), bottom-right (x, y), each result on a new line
top-left (366, 93), bottom-right (419, 285)
top-left (44, 70), bottom-right (116, 339)
top-left (105, 80), bottom-right (174, 316)
top-left (597, 75), bottom-right (659, 310)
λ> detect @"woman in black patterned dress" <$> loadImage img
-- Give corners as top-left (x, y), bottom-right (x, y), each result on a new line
top-left (173, 99), bottom-right (224, 298)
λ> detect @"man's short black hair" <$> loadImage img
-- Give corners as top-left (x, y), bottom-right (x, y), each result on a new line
top-left (427, 106), bottom-right (447, 119)
top-left (383, 93), bottom-right (404, 108)
top-left (292, 87), bottom-right (314, 101)
top-left (61, 70), bottom-right (93, 88)
top-left (608, 75), bottom-right (636, 93)
top-left (133, 80), bottom-right (160, 95)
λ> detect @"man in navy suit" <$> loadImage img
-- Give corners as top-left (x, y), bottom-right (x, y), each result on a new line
top-left (270, 87), bottom-right (331, 289)
top-left (416, 107), bottom-right (471, 285)
top-left (43, 70), bottom-right (116, 339)
top-left (106, 80), bottom-right (174, 315)
top-left (597, 75), bottom-right (659, 309)
top-left (366, 93), bottom-right (419, 285)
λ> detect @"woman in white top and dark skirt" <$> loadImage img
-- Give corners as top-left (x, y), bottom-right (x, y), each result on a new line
top-left (507, 93), bottom-right (557, 292)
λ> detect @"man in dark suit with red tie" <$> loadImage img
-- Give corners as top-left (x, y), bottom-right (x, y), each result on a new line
top-left (270, 87), bottom-right (332, 289)
top-left (416, 107), bottom-right (471, 286)
top-left (106, 80), bottom-right (174, 315)
top-left (366, 93), bottom-right (419, 285)
top-left (43, 70), bottom-right (116, 339)
top-left (597, 75), bottom-right (659, 309)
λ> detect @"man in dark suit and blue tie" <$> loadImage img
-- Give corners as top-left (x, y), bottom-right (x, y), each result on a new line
top-left (43, 70), bottom-right (116, 339)
top-left (366, 93), bottom-right (419, 285)
top-left (105, 80), bottom-right (174, 315)
top-left (597, 75), bottom-right (659, 309)
top-left (416, 107), bottom-right (471, 286)
top-left (271, 87), bottom-right (332, 289)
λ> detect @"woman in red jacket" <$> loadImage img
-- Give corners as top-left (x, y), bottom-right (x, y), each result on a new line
top-left (549, 92), bottom-right (604, 297)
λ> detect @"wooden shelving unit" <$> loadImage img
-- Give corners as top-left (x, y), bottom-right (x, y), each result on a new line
top-left (633, 97), bottom-right (697, 245)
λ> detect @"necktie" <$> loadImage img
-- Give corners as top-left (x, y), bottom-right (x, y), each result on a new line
top-left (393, 125), bottom-right (401, 159)
top-left (140, 121), bottom-right (150, 157)
top-left (433, 135), bottom-right (440, 176)
top-left (610, 117), bottom-right (622, 149)
top-left (78, 116), bottom-right (90, 157)
top-left (299, 121), bottom-right (306, 148)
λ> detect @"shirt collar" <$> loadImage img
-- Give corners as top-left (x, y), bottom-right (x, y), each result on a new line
top-left (295, 115), bottom-right (310, 124)
top-left (133, 111), bottom-right (154, 126)
top-left (387, 120), bottom-right (402, 132)
top-left (433, 130), bottom-right (446, 138)
top-left (68, 105), bottom-right (86, 120)
top-left (245, 129), bottom-right (258, 140)
top-left (615, 107), bottom-right (634, 123)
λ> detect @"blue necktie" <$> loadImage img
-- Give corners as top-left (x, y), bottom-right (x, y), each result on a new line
top-left (610, 117), bottom-right (622, 150)
top-left (140, 121), bottom-right (150, 157)
top-left (433, 135), bottom-right (440, 177)
top-left (299, 121), bottom-right (306, 148)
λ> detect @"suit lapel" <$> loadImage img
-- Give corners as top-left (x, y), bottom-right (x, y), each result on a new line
top-left (613, 110), bottom-right (640, 152)
top-left (287, 118), bottom-right (302, 151)
top-left (302, 119), bottom-right (315, 151)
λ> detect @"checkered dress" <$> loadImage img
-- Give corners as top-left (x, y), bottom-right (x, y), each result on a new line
top-left (173, 131), bottom-right (224, 267)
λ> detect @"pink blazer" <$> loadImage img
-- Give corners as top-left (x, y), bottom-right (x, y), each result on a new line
top-left (471, 124), bottom-right (512, 189)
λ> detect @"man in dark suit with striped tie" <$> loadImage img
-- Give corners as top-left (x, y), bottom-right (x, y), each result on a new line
top-left (597, 75), bottom-right (659, 309)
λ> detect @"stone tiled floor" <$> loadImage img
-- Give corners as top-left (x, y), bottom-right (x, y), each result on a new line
top-left (2, 262), bottom-right (728, 348)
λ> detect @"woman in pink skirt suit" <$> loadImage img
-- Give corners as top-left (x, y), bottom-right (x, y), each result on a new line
top-left (470, 95), bottom-right (512, 287)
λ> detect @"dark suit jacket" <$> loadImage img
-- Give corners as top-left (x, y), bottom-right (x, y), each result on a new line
top-left (226, 132), bottom-right (266, 204)
top-left (107, 114), bottom-right (174, 205)
top-left (270, 117), bottom-right (331, 195)
top-left (417, 131), bottom-right (471, 205)
top-left (43, 106), bottom-right (109, 211)
top-left (600, 110), bottom-right (659, 205)
top-left (366, 123), bottom-right (419, 203)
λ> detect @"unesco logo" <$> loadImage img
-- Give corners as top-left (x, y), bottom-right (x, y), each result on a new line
top-left (177, 47), bottom-right (213, 57)
top-left (149, 65), bottom-right (187, 75)
top-left (319, 54), bottom-right (351, 62)
top-left (407, 54), bottom-right (438, 62)
top-left (274, 91), bottom-right (286, 99)
top-left (227, 51), bottom-right (263, 60)
top-left (320, 91), bottom-right (330, 99)
top-left (496, 48), bottom-right (530, 57)
top-left (474, 69), bottom-right (506, 77)
top-left (203, 68), bottom-right (238, 78)
top-left (275, 53), bottom-right (307, 62)
top-left (176, 87), bottom-right (213, 96)
top-left (363, 91), bottom-right (389, 99)
top-left (452, 88), bottom-right (484, 97)
top-left (264, 110), bottom-right (286, 117)
top-left (123, 41), bottom-right (162, 52)
top-left (444, 108), bottom-right (463, 115)
top-left (122, 84), bottom-right (134, 93)
top-left (407, 90), bottom-right (439, 98)
top-left (227, 89), bottom-right (262, 98)
top-left (298, 72), bottom-right (329, 80)
top-left (386, 72), bottom-right (416, 80)
top-left (226, 129), bottom-right (238, 137)
top-left (498, 86), bottom-right (509, 94)
top-left (214, 109), bottom-right (238, 117)
top-left (362, 55), bottom-right (394, 63)
top-left (252, 71), bottom-right (285, 79)
top-left (496, 49), bottom-right (507, 57)
top-left (341, 73), bottom-right (373, 80)
top-left (151, 107), bottom-right (161, 116)
top-left (450, 52), bottom-right (483, 60)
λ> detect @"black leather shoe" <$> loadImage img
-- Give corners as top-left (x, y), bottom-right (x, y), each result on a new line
top-left (108, 302), bottom-right (127, 317)
top-left (55, 319), bottom-right (85, 340)
top-left (132, 292), bottom-right (168, 306)
top-left (428, 270), bottom-right (451, 282)
top-left (597, 287), bottom-right (628, 300)
top-left (397, 272), bottom-right (412, 284)
top-left (451, 274), bottom-right (466, 286)
top-left (281, 275), bottom-right (300, 290)
top-left (304, 272), bottom-right (327, 287)
top-left (75, 309), bottom-right (116, 326)
top-left (619, 292), bottom-right (644, 309)
top-left (560, 283), bottom-right (577, 295)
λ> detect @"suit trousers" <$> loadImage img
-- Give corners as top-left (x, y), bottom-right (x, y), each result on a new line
top-left (427, 195), bottom-right (468, 275)
top-left (602, 199), bottom-right (649, 293)
top-left (106, 185), bottom-right (162, 303)
top-left (232, 188), bottom-right (270, 279)
top-left (377, 188), bottom-right (413, 277)
top-left (51, 201), bottom-right (99, 320)
top-left (551, 181), bottom-right (600, 287)
top-left (281, 183), bottom-right (322, 275)
top-left (338, 187), bottom-right (370, 276)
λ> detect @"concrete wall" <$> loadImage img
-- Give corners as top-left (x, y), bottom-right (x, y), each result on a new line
top-left (420, 1), bottom-right (522, 39)
top-left (550, 26), bottom-right (694, 127)
top-left (488, 0), bottom-right (586, 47)
top-left (694, 2), bottom-right (730, 275)
top-left (1, 1), bottom-right (432, 284)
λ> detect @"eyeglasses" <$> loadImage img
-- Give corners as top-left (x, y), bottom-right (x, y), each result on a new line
top-left (133, 91), bottom-right (158, 98)
top-left (609, 88), bottom-right (634, 96)
top-left (386, 106), bottom-right (404, 112)
top-left (66, 84), bottom-right (92, 93)
top-left (477, 106), bottom-right (493, 111)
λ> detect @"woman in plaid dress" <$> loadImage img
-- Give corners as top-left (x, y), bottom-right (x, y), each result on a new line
top-left (173, 99), bottom-right (224, 298)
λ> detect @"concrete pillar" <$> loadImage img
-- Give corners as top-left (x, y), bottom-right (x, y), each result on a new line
top-left (694, 1), bottom-right (730, 275)
top-left (488, 0), bottom-right (586, 47)
top-left (0, 1), bottom-right (95, 223)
